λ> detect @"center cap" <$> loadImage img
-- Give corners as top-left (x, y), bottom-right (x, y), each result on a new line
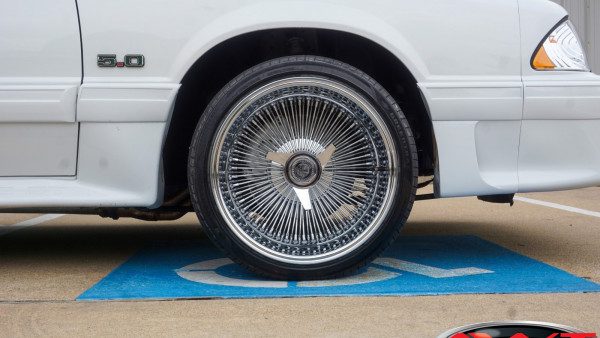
top-left (285, 153), bottom-right (321, 188)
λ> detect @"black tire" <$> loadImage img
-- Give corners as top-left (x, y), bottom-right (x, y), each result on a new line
top-left (188, 55), bottom-right (417, 280)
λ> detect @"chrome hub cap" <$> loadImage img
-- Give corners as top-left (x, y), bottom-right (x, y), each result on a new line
top-left (285, 153), bottom-right (321, 188)
top-left (210, 77), bottom-right (397, 264)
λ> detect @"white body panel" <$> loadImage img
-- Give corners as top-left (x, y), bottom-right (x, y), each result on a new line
top-left (0, 1), bottom-right (81, 176)
top-left (77, 84), bottom-right (180, 122)
top-left (0, 124), bottom-right (78, 176)
top-left (0, 123), bottom-right (166, 208)
top-left (0, 85), bottom-right (78, 123)
top-left (0, 0), bottom-right (598, 207)
top-left (517, 1), bottom-right (600, 193)
top-left (520, 73), bottom-right (600, 192)
top-left (75, 0), bottom-right (522, 84)
top-left (75, 0), bottom-right (524, 201)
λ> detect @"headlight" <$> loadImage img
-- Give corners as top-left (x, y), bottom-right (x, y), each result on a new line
top-left (532, 19), bottom-right (589, 71)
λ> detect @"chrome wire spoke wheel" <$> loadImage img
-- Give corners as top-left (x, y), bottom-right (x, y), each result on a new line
top-left (210, 77), bottom-right (398, 264)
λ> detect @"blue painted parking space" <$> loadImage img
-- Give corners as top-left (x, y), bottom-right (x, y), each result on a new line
top-left (77, 235), bottom-right (600, 301)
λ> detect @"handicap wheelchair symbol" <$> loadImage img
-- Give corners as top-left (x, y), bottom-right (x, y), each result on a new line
top-left (175, 257), bottom-right (493, 288)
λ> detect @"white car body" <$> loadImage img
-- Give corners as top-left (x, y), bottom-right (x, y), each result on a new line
top-left (0, 0), bottom-right (597, 209)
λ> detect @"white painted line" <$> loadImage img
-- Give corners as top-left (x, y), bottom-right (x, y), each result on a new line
top-left (514, 196), bottom-right (600, 218)
top-left (297, 267), bottom-right (400, 287)
top-left (0, 214), bottom-right (65, 236)
top-left (176, 258), bottom-right (289, 288)
top-left (374, 258), bottom-right (493, 278)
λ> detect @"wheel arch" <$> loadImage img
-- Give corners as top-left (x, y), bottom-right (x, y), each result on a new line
top-left (162, 27), bottom-right (436, 199)
top-left (167, 2), bottom-right (428, 84)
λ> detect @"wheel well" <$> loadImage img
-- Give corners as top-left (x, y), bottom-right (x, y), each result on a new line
top-left (162, 28), bottom-right (435, 198)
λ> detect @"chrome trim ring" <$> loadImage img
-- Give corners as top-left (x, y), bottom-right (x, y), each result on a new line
top-left (210, 77), bottom-right (397, 265)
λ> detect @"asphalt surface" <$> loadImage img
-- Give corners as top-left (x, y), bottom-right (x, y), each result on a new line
top-left (1, 187), bottom-right (599, 336)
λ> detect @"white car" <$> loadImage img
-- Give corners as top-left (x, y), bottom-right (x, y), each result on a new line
top-left (1, 0), bottom-right (597, 279)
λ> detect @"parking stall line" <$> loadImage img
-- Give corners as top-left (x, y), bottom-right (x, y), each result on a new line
top-left (514, 196), bottom-right (600, 218)
top-left (0, 214), bottom-right (65, 237)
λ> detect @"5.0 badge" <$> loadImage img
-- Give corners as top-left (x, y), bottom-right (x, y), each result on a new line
top-left (97, 54), bottom-right (145, 68)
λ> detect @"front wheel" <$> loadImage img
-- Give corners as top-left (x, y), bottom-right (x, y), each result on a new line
top-left (188, 56), bottom-right (417, 280)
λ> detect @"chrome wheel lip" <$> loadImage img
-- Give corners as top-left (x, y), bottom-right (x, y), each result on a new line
top-left (209, 77), bottom-right (398, 265)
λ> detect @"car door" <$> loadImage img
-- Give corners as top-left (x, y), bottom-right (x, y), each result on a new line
top-left (0, 1), bottom-right (80, 176)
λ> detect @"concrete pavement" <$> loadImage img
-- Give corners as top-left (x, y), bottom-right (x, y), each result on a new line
top-left (1, 188), bottom-right (599, 336)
